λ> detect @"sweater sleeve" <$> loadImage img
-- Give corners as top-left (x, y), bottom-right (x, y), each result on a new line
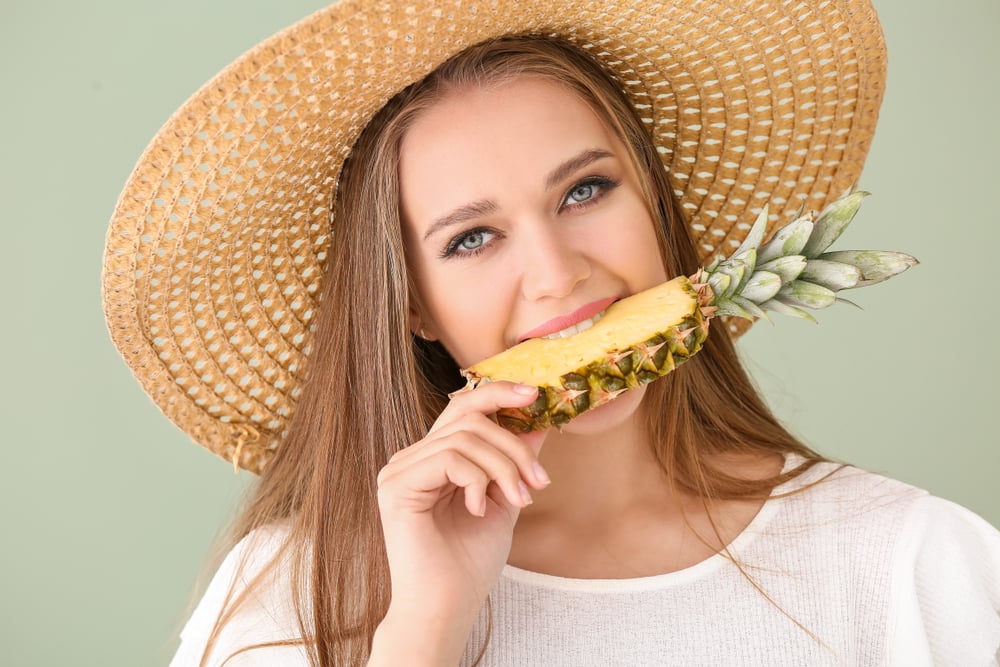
top-left (168, 525), bottom-right (309, 667)
top-left (886, 495), bottom-right (1000, 666)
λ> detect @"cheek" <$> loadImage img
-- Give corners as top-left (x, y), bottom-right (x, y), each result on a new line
top-left (595, 202), bottom-right (668, 286)
top-left (420, 268), bottom-right (512, 367)
top-left (634, 215), bottom-right (669, 282)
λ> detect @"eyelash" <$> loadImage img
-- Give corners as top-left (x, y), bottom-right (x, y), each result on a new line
top-left (560, 175), bottom-right (620, 211)
top-left (439, 175), bottom-right (622, 259)
top-left (439, 227), bottom-right (500, 259)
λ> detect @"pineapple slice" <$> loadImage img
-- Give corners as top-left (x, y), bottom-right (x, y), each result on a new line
top-left (464, 277), bottom-right (709, 432)
top-left (460, 191), bottom-right (917, 432)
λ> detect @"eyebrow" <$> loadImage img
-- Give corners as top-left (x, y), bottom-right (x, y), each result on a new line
top-left (421, 147), bottom-right (615, 242)
top-left (545, 148), bottom-right (614, 190)
top-left (422, 199), bottom-right (499, 242)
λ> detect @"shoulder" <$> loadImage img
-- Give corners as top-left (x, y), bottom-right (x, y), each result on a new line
top-left (770, 458), bottom-right (931, 542)
top-left (886, 493), bottom-right (1000, 665)
top-left (779, 459), bottom-right (999, 566)
top-left (786, 458), bottom-right (927, 507)
top-left (777, 460), bottom-right (1000, 664)
top-left (169, 523), bottom-right (310, 667)
top-left (785, 459), bottom-right (999, 547)
top-left (895, 492), bottom-right (1000, 559)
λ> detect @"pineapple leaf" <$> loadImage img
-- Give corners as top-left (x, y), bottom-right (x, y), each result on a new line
top-left (716, 262), bottom-right (747, 298)
top-left (761, 298), bottom-right (818, 323)
top-left (757, 216), bottom-right (814, 264)
top-left (734, 248), bottom-right (758, 291)
top-left (730, 295), bottom-right (771, 322)
top-left (707, 271), bottom-right (732, 299)
top-left (739, 270), bottom-right (782, 304)
top-left (835, 296), bottom-right (864, 310)
top-left (799, 259), bottom-right (862, 291)
top-left (776, 280), bottom-right (837, 310)
top-left (713, 299), bottom-right (753, 319)
top-left (800, 190), bottom-right (870, 258)
top-left (731, 205), bottom-right (770, 259)
top-left (758, 255), bottom-right (807, 283)
top-left (818, 250), bottom-right (919, 287)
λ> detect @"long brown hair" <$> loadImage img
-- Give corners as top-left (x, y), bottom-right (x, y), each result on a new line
top-left (200, 35), bottom-right (830, 666)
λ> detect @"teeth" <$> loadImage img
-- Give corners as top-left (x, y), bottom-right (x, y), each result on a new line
top-left (542, 310), bottom-right (606, 340)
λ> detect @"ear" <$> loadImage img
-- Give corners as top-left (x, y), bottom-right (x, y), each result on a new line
top-left (408, 306), bottom-right (439, 342)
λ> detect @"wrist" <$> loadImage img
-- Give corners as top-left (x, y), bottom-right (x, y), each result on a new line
top-left (369, 602), bottom-right (481, 666)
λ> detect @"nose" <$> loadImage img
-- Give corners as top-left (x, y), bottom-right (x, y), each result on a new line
top-left (517, 221), bottom-right (591, 301)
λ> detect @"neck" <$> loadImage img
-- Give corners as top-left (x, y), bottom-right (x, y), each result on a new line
top-left (525, 412), bottom-right (676, 522)
top-left (508, 395), bottom-right (786, 578)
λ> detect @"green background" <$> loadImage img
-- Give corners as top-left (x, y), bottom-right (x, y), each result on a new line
top-left (2, 0), bottom-right (997, 664)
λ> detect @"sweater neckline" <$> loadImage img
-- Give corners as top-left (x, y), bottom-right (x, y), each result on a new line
top-left (500, 453), bottom-right (824, 593)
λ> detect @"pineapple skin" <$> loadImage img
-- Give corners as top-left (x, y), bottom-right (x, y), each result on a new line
top-left (460, 276), bottom-right (710, 432)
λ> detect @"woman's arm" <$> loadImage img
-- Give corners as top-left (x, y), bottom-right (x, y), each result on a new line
top-left (368, 381), bottom-right (549, 665)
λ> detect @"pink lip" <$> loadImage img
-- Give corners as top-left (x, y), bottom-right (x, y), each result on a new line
top-left (517, 297), bottom-right (619, 343)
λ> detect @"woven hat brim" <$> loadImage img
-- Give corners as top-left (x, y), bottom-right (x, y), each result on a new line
top-left (102, 0), bottom-right (886, 473)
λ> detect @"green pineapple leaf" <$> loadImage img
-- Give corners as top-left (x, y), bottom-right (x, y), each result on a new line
top-left (818, 250), bottom-right (919, 287)
top-left (800, 190), bottom-right (870, 258)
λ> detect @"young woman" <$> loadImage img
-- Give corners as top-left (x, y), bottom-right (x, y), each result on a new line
top-left (102, 2), bottom-right (1000, 665)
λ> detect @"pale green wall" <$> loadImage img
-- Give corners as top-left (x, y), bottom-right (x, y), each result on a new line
top-left (1, 1), bottom-right (996, 664)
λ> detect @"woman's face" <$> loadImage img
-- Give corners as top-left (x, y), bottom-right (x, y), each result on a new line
top-left (400, 76), bottom-right (667, 379)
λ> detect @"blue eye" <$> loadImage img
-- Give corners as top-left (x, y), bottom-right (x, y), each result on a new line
top-left (442, 228), bottom-right (497, 258)
top-left (567, 183), bottom-right (597, 204)
top-left (459, 231), bottom-right (489, 251)
top-left (561, 176), bottom-right (619, 209)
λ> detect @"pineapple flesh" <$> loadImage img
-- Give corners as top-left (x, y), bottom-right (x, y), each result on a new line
top-left (459, 191), bottom-right (917, 433)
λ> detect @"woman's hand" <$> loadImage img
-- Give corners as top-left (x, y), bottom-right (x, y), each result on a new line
top-left (370, 381), bottom-right (550, 664)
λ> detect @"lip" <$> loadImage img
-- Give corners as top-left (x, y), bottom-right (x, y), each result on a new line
top-left (517, 297), bottom-right (619, 343)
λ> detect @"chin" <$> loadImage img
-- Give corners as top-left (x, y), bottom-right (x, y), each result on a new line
top-left (556, 384), bottom-right (649, 436)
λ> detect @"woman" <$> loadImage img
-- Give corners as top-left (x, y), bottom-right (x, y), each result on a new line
top-left (102, 2), bottom-right (1000, 665)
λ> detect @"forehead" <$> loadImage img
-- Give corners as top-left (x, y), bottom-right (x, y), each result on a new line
top-left (402, 75), bottom-right (611, 156)
top-left (398, 76), bottom-right (623, 221)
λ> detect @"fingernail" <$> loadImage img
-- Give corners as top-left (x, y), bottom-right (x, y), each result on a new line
top-left (477, 497), bottom-right (487, 517)
top-left (518, 480), bottom-right (533, 506)
top-left (513, 383), bottom-right (538, 396)
top-left (532, 461), bottom-right (551, 486)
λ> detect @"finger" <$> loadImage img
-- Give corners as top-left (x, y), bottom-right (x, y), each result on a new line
top-left (435, 414), bottom-right (550, 490)
top-left (429, 381), bottom-right (539, 436)
top-left (401, 413), bottom-right (550, 490)
top-left (486, 479), bottom-right (520, 516)
top-left (450, 435), bottom-right (535, 507)
top-left (518, 429), bottom-right (552, 487)
top-left (464, 480), bottom-right (489, 517)
top-left (382, 429), bottom-right (534, 509)
top-left (429, 431), bottom-right (534, 508)
top-left (386, 380), bottom-right (544, 484)
top-left (378, 448), bottom-right (492, 515)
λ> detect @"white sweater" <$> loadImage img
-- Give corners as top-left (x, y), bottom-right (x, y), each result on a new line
top-left (170, 460), bottom-right (1000, 666)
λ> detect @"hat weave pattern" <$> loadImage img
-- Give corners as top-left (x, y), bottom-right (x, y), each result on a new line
top-left (103, 0), bottom-right (886, 473)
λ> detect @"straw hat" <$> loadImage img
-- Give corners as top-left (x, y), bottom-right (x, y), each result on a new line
top-left (102, 0), bottom-right (887, 474)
